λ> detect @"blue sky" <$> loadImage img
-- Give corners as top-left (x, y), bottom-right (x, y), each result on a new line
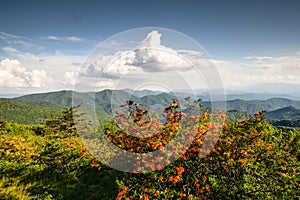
top-left (0, 0), bottom-right (300, 94)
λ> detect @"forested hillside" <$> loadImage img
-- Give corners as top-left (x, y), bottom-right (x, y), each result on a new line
top-left (0, 99), bottom-right (60, 124)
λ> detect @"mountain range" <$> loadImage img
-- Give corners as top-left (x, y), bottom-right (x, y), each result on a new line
top-left (1, 89), bottom-right (300, 127)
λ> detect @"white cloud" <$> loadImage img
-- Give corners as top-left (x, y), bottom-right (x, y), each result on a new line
top-left (213, 52), bottom-right (300, 88)
top-left (0, 45), bottom-right (85, 90)
top-left (0, 31), bottom-right (37, 48)
top-left (63, 71), bottom-right (78, 85)
top-left (0, 32), bottom-right (28, 40)
top-left (75, 76), bottom-right (114, 88)
top-left (0, 58), bottom-right (52, 88)
top-left (2, 46), bottom-right (18, 53)
top-left (66, 36), bottom-right (83, 42)
top-left (83, 31), bottom-right (200, 79)
top-left (100, 40), bottom-right (123, 49)
top-left (28, 70), bottom-right (51, 87)
top-left (46, 35), bottom-right (61, 41)
top-left (43, 35), bottom-right (85, 42)
top-left (131, 30), bottom-right (194, 72)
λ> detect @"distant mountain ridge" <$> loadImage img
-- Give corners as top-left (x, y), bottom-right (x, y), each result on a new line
top-left (0, 93), bottom-right (24, 98)
top-left (13, 89), bottom-right (300, 114)
top-left (198, 92), bottom-right (297, 101)
top-left (122, 88), bottom-right (162, 98)
top-left (266, 106), bottom-right (300, 119)
top-left (202, 98), bottom-right (300, 114)
top-left (15, 90), bottom-right (74, 107)
top-left (2, 89), bottom-right (300, 127)
top-left (265, 106), bottom-right (300, 127)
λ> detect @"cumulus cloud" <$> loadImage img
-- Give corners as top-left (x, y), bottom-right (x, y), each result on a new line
top-left (63, 71), bottom-right (78, 85)
top-left (132, 31), bottom-right (193, 72)
top-left (0, 58), bottom-right (52, 88)
top-left (83, 30), bottom-right (204, 79)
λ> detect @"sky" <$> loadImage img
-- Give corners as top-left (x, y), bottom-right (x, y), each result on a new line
top-left (0, 0), bottom-right (300, 94)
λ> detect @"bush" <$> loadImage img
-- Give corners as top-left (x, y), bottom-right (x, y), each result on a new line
top-left (0, 177), bottom-right (33, 200)
top-left (0, 127), bottom-right (122, 199)
top-left (112, 112), bottom-right (300, 199)
top-left (0, 117), bottom-right (5, 131)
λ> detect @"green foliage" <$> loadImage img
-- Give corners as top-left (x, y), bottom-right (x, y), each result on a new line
top-left (0, 177), bottom-right (33, 200)
top-left (0, 122), bottom-right (48, 137)
top-left (0, 117), bottom-right (5, 131)
top-left (226, 110), bottom-right (249, 122)
top-left (0, 99), bottom-right (299, 199)
top-left (0, 99), bottom-right (60, 125)
top-left (0, 125), bottom-right (122, 200)
top-left (15, 90), bottom-right (74, 107)
top-left (45, 105), bottom-right (84, 136)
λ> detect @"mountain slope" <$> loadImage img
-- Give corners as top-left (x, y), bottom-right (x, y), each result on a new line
top-left (0, 98), bottom-right (60, 124)
top-left (16, 90), bottom-right (74, 107)
top-left (265, 106), bottom-right (300, 127)
top-left (265, 106), bottom-right (300, 120)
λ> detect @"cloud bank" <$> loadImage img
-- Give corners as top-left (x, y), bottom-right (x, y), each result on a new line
top-left (0, 58), bottom-right (52, 88)
top-left (1, 30), bottom-right (299, 94)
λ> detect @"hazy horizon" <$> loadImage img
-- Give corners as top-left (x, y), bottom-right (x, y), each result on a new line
top-left (1, 82), bottom-right (300, 101)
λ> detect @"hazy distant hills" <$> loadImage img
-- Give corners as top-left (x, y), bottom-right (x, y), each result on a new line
top-left (198, 92), bottom-right (296, 101)
top-left (202, 98), bottom-right (300, 114)
top-left (0, 93), bottom-right (24, 98)
top-left (1, 89), bottom-right (300, 127)
top-left (243, 82), bottom-right (300, 99)
top-left (123, 88), bottom-right (162, 98)
top-left (9, 89), bottom-right (300, 114)
top-left (223, 82), bottom-right (300, 100)
top-left (266, 106), bottom-right (300, 120)
top-left (265, 106), bottom-right (300, 127)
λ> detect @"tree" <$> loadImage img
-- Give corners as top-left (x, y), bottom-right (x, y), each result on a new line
top-left (45, 104), bottom-right (83, 136)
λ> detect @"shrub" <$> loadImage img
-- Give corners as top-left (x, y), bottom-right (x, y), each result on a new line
top-left (111, 110), bottom-right (300, 199)
top-left (0, 117), bottom-right (6, 131)
top-left (0, 177), bottom-right (33, 200)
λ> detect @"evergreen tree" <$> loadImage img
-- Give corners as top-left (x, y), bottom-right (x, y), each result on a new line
top-left (45, 104), bottom-right (83, 136)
